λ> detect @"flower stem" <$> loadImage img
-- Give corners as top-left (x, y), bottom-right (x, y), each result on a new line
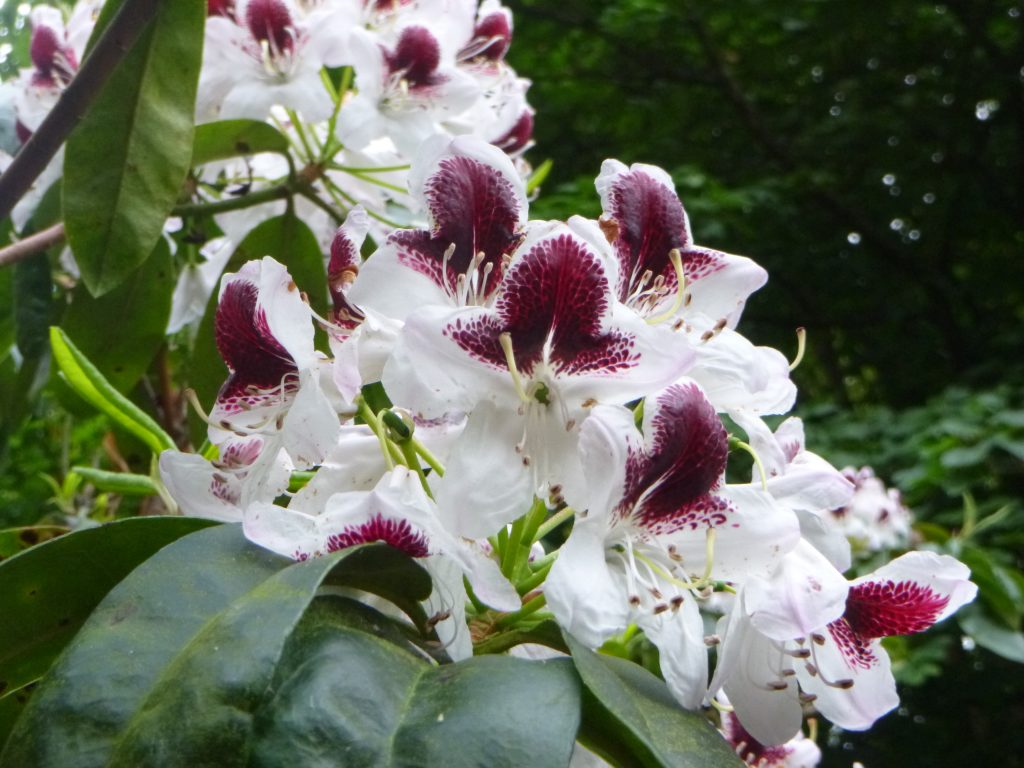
top-left (534, 506), bottom-right (575, 541)
top-left (495, 592), bottom-right (547, 628)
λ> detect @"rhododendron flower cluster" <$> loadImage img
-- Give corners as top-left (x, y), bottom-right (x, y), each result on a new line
top-left (1, 0), bottom-right (535, 322)
top-left (158, 132), bottom-right (978, 753)
top-left (5, 0), bottom-right (977, 760)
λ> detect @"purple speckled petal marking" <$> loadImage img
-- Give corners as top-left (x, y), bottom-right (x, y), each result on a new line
top-left (620, 383), bottom-right (732, 532)
top-left (393, 154), bottom-right (523, 301)
top-left (326, 513), bottom-right (430, 558)
top-left (328, 226), bottom-right (365, 329)
top-left (844, 580), bottom-right (950, 639)
top-left (214, 279), bottom-right (297, 407)
top-left (443, 232), bottom-right (638, 378)
top-left (246, 0), bottom-right (294, 52)
top-left (385, 26), bottom-right (445, 90)
top-left (603, 168), bottom-right (728, 305)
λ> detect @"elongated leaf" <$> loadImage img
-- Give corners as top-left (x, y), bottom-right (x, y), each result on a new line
top-left (107, 548), bottom-right (363, 766)
top-left (70, 467), bottom-right (158, 496)
top-left (0, 526), bottom-right (67, 559)
top-left (0, 517), bottom-right (215, 705)
top-left (0, 524), bottom-right (283, 768)
top-left (1, 528), bottom-right (434, 768)
top-left (567, 635), bottom-right (741, 768)
top-left (192, 120), bottom-right (290, 167)
top-left (252, 600), bottom-right (581, 768)
top-left (60, 238), bottom-right (173, 394)
top-left (49, 326), bottom-right (175, 454)
top-left (63, 0), bottom-right (205, 296)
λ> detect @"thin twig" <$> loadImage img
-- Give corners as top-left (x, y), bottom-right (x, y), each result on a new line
top-left (0, 0), bottom-right (162, 220)
top-left (0, 222), bottom-right (66, 268)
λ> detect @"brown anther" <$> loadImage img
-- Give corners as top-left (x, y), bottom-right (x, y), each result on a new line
top-left (653, 603), bottom-right (669, 614)
top-left (598, 215), bottom-right (620, 244)
top-left (811, 633), bottom-right (826, 645)
top-left (670, 595), bottom-right (684, 608)
top-left (833, 679), bottom-right (855, 690)
top-left (701, 330), bottom-right (715, 342)
top-left (629, 595), bottom-right (641, 606)
top-left (581, 398), bottom-right (598, 408)
top-left (767, 681), bottom-right (789, 691)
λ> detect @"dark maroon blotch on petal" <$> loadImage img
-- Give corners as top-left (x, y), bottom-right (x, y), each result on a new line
top-left (844, 580), bottom-right (950, 639)
top-left (624, 383), bottom-right (730, 528)
top-left (207, 0), bottom-right (236, 19)
top-left (394, 154), bottom-right (523, 300)
top-left (327, 513), bottom-right (430, 558)
top-left (30, 24), bottom-right (76, 85)
top-left (722, 711), bottom-right (792, 766)
top-left (827, 617), bottom-right (878, 670)
top-left (466, 12), bottom-right (511, 62)
top-left (214, 280), bottom-right (297, 402)
top-left (328, 227), bottom-right (365, 329)
top-left (492, 110), bottom-right (534, 156)
top-left (246, 0), bottom-right (294, 52)
top-left (607, 170), bottom-right (689, 301)
top-left (387, 26), bottom-right (442, 88)
top-left (496, 233), bottom-right (633, 376)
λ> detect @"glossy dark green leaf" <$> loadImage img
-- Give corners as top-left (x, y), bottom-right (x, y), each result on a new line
top-left (321, 543), bottom-right (432, 631)
top-left (106, 548), bottom-right (369, 767)
top-left (1, 527), bottom-right (434, 768)
top-left (13, 254), bottom-right (51, 363)
top-left (186, 213), bottom-right (328, 443)
top-left (63, 0), bottom-right (205, 296)
top-left (60, 237), bottom-right (173, 393)
top-left (252, 600), bottom-right (581, 768)
top-left (191, 120), bottom-right (290, 167)
top-left (567, 635), bottom-right (741, 768)
top-left (0, 517), bottom-right (215, 708)
top-left (0, 523), bottom-right (280, 768)
top-left (0, 526), bottom-right (67, 559)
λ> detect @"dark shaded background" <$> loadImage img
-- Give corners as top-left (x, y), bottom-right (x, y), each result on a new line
top-left (505, 1), bottom-right (1024, 766)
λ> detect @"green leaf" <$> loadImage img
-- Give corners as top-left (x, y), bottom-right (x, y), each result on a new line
top-left (106, 548), bottom-right (371, 766)
top-left (63, 0), bottom-right (205, 296)
top-left (60, 237), bottom-right (174, 393)
top-left (1, 527), bottom-right (437, 768)
top-left (252, 599), bottom-right (581, 768)
top-left (49, 326), bottom-right (175, 455)
top-left (0, 526), bottom-right (67, 559)
top-left (0, 523), bottom-right (283, 768)
top-left (0, 517), bottom-right (215, 708)
top-left (566, 635), bottom-right (741, 768)
top-left (958, 604), bottom-right (1024, 663)
top-left (13, 254), bottom-right (52, 363)
top-left (69, 467), bottom-right (158, 496)
top-left (191, 119), bottom-right (290, 167)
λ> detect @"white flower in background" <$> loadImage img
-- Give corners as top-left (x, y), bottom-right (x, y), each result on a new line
top-left (827, 466), bottom-right (914, 554)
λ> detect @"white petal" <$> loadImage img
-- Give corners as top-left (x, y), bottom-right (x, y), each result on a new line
top-left (744, 540), bottom-right (849, 640)
top-left (638, 595), bottom-right (707, 709)
top-left (545, 517), bottom-right (630, 648)
top-left (434, 402), bottom-right (534, 538)
top-left (712, 600), bottom-right (805, 746)
top-left (796, 633), bottom-right (898, 731)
